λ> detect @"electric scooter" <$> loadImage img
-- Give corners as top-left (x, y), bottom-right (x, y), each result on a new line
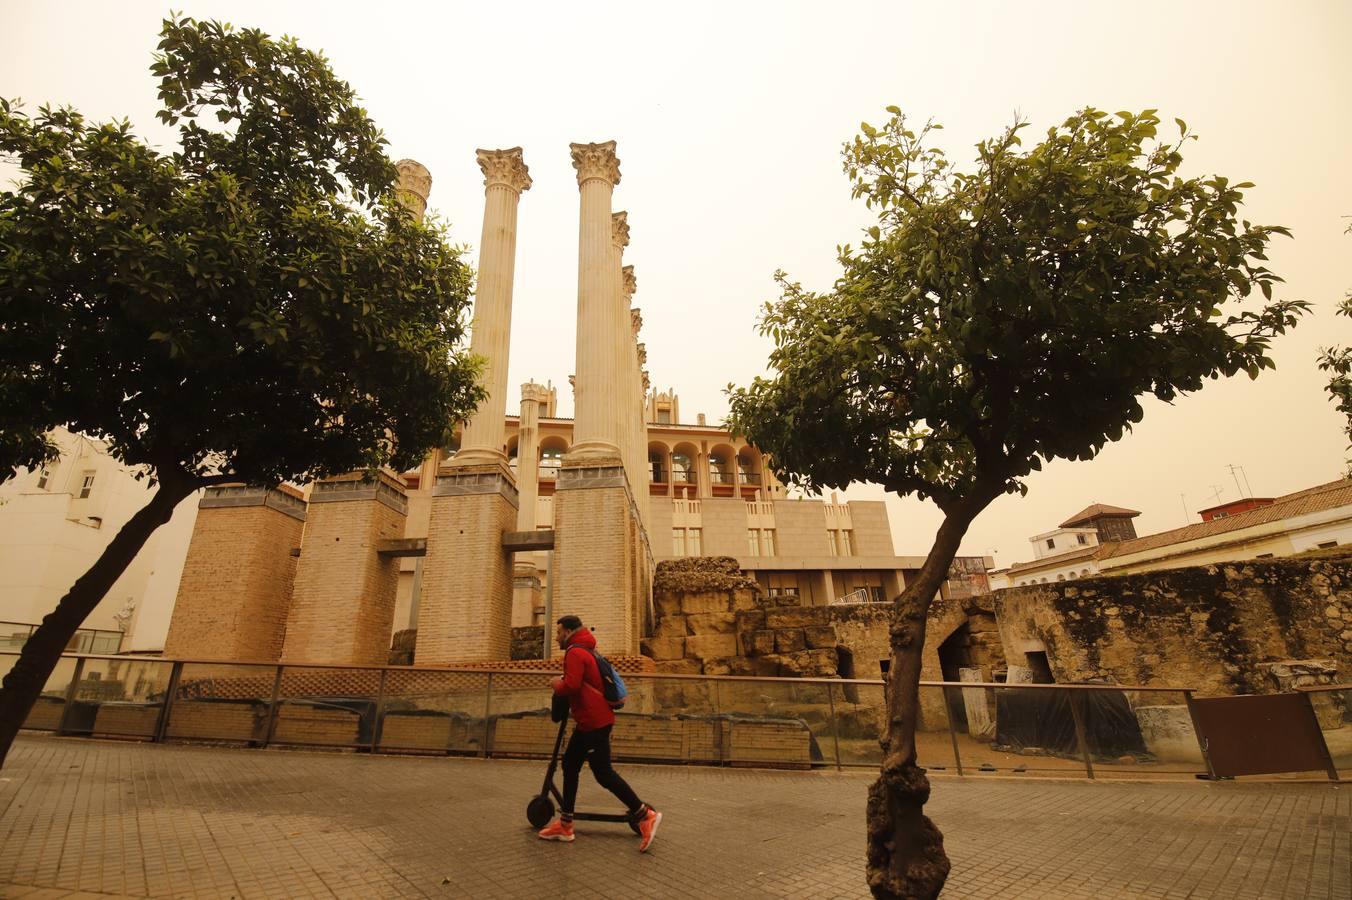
top-left (525, 707), bottom-right (640, 835)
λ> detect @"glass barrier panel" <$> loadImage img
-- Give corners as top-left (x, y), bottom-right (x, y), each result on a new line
top-left (968, 684), bottom-right (1098, 776)
top-left (67, 657), bottom-right (173, 739)
top-left (1309, 687), bottom-right (1352, 777)
top-left (1, 625), bottom-right (35, 652)
top-left (16, 654), bottom-right (80, 731)
top-left (603, 674), bottom-right (722, 766)
top-left (380, 669), bottom-right (501, 756)
top-left (1085, 688), bottom-right (1204, 778)
top-left (711, 677), bottom-right (833, 769)
top-left (833, 681), bottom-right (886, 768)
top-left (269, 665), bottom-right (382, 749)
top-left (167, 662), bottom-right (281, 745)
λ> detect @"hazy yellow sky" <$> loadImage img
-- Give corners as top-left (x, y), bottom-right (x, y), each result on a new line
top-left (2, 1), bottom-right (1350, 568)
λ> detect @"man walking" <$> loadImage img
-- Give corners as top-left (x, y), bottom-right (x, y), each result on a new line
top-left (537, 615), bottom-right (662, 851)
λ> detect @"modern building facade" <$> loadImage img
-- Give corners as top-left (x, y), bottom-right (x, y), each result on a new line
top-left (0, 427), bottom-right (200, 652)
top-left (992, 478), bottom-right (1352, 588)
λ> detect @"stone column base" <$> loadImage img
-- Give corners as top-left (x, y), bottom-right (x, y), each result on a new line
top-left (418, 464), bottom-right (519, 664)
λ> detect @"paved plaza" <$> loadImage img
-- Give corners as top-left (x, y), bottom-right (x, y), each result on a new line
top-left (0, 735), bottom-right (1347, 899)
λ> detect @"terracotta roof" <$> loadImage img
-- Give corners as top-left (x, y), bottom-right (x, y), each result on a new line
top-left (1009, 477), bottom-right (1352, 576)
top-left (1099, 477), bottom-right (1352, 561)
top-left (1059, 503), bottom-right (1141, 528)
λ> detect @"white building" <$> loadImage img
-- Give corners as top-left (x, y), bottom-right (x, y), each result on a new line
top-left (0, 428), bottom-right (199, 652)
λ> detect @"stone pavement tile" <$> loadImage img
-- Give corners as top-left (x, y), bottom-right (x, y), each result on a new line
top-left (1, 735), bottom-right (1349, 899)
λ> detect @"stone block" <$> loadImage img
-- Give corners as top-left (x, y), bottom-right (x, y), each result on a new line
top-left (766, 607), bottom-right (827, 629)
top-left (687, 612), bottom-right (737, 634)
top-left (655, 592), bottom-right (684, 618)
top-left (684, 633), bottom-right (738, 660)
top-left (703, 659), bottom-right (733, 676)
top-left (803, 625), bottom-right (838, 649)
top-left (775, 629), bottom-right (806, 653)
top-left (777, 649), bottom-right (838, 677)
top-left (654, 658), bottom-right (703, 675)
top-left (679, 592), bottom-right (734, 615)
top-left (729, 589), bottom-right (759, 612)
top-left (735, 610), bottom-right (766, 633)
top-left (742, 630), bottom-right (776, 656)
top-left (640, 635), bottom-right (686, 661)
top-left (653, 614), bottom-right (690, 638)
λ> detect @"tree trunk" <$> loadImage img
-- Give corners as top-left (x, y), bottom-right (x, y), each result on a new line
top-left (0, 472), bottom-right (198, 768)
top-left (866, 509), bottom-right (978, 899)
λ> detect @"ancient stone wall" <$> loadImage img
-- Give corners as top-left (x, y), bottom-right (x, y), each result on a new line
top-left (993, 558), bottom-right (1352, 695)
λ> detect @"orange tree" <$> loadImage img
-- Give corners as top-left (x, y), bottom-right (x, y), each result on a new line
top-left (727, 108), bottom-right (1306, 899)
top-left (0, 16), bottom-right (483, 767)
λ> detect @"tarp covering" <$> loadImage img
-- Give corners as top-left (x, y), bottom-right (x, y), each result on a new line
top-left (994, 688), bottom-right (1148, 760)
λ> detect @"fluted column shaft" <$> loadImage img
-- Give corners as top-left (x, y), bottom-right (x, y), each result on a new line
top-left (516, 383), bottom-right (548, 532)
top-left (455, 148), bottom-right (532, 467)
top-left (567, 141), bottom-right (623, 462)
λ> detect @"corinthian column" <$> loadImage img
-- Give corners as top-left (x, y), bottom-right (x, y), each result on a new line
top-left (566, 141), bottom-right (623, 463)
top-left (453, 148), bottom-right (532, 467)
top-left (395, 159), bottom-right (432, 221)
top-left (516, 382), bottom-right (551, 532)
top-left (610, 211), bottom-right (637, 490)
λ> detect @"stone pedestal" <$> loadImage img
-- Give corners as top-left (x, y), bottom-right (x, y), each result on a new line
top-left (512, 561), bottom-right (543, 629)
top-left (551, 462), bottom-right (642, 655)
top-left (281, 473), bottom-right (408, 665)
top-left (164, 485), bottom-right (306, 661)
top-left (417, 464), bottom-right (519, 664)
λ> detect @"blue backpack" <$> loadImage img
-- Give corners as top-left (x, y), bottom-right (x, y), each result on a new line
top-left (571, 646), bottom-right (628, 709)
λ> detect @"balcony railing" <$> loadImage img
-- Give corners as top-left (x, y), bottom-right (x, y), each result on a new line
top-left (671, 470), bottom-right (697, 484)
top-left (739, 471), bottom-right (762, 485)
top-left (12, 649), bottom-right (1339, 780)
top-left (710, 471), bottom-right (736, 485)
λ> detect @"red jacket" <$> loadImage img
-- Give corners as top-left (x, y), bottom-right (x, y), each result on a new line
top-left (552, 628), bottom-right (615, 732)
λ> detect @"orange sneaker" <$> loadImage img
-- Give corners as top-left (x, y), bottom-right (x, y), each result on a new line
top-left (537, 818), bottom-right (575, 842)
top-left (636, 807), bottom-right (662, 852)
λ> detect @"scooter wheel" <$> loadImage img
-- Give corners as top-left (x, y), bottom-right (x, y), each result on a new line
top-left (526, 795), bottom-right (555, 828)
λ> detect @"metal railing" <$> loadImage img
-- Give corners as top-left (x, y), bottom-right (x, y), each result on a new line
top-left (1, 622), bottom-right (122, 654)
top-left (4, 649), bottom-right (1287, 779)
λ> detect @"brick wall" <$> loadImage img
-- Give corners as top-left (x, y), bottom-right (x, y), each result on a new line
top-left (282, 480), bottom-right (406, 666)
top-left (552, 467), bottom-right (641, 655)
top-left (164, 496), bottom-right (303, 661)
top-left (419, 473), bottom-right (518, 664)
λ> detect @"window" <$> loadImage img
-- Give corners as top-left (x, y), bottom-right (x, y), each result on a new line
top-left (1076, 534), bottom-right (1087, 545)
top-left (540, 448), bottom-right (564, 470)
top-left (761, 529), bottom-right (776, 556)
top-left (1046, 538), bottom-right (1056, 550)
top-left (747, 529), bottom-right (761, 557)
top-left (840, 530), bottom-right (853, 556)
top-left (657, 410), bottom-right (671, 424)
top-left (78, 471), bottom-right (96, 499)
top-left (672, 528), bottom-right (686, 557)
top-left (1318, 541), bottom-right (1338, 549)
top-left (687, 528), bottom-right (702, 556)
top-left (672, 453), bottom-right (693, 483)
top-left (36, 466), bottom-right (51, 490)
top-left (826, 531), bottom-right (838, 556)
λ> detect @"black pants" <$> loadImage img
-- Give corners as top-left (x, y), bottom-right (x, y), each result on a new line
top-left (561, 724), bottom-right (642, 817)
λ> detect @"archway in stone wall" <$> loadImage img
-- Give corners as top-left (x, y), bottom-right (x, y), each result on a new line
top-left (938, 625), bottom-right (975, 733)
top-left (671, 441), bottom-right (699, 496)
top-left (647, 440), bottom-right (671, 495)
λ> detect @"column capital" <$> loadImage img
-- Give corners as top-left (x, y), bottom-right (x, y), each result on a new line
top-left (570, 140), bottom-right (621, 187)
top-left (622, 265), bottom-right (636, 299)
top-left (476, 147), bottom-right (533, 193)
top-left (611, 211), bottom-right (630, 249)
top-left (521, 381), bottom-right (553, 405)
top-left (630, 308), bottom-right (643, 336)
top-left (394, 158), bottom-right (432, 219)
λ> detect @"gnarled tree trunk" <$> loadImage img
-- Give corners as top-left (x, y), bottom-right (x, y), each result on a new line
top-left (867, 510), bottom-right (977, 899)
top-left (0, 471), bottom-right (199, 768)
